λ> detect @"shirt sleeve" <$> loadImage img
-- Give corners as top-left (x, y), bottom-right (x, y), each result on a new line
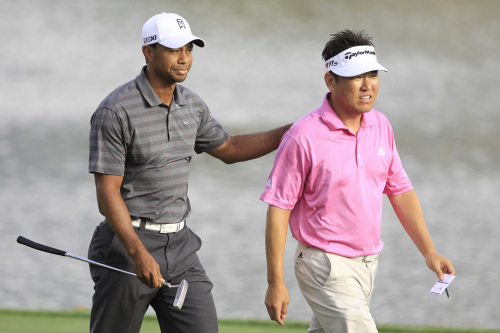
top-left (260, 133), bottom-right (310, 210)
top-left (194, 102), bottom-right (229, 154)
top-left (88, 107), bottom-right (126, 176)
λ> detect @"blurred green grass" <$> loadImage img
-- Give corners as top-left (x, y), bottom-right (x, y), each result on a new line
top-left (0, 309), bottom-right (498, 333)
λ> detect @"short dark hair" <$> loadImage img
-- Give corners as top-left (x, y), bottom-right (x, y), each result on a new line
top-left (322, 30), bottom-right (374, 62)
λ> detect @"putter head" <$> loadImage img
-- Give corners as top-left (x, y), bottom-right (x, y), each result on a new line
top-left (173, 279), bottom-right (188, 310)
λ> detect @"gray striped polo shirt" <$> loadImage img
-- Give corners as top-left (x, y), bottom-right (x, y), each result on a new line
top-left (89, 66), bottom-right (229, 223)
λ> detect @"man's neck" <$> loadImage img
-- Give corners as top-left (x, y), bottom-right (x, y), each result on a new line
top-left (145, 67), bottom-right (176, 106)
top-left (328, 96), bottom-right (363, 134)
top-left (340, 115), bottom-right (362, 135)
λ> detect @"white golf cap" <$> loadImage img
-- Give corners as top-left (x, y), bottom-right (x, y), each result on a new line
top-left (325, 45), bottom-right (387, 77)
top-left (141, 13), bottom-right (205, 48)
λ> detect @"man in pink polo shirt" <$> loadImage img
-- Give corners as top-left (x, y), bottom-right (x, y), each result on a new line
top-left (261, 30), bottom-right (455, 332)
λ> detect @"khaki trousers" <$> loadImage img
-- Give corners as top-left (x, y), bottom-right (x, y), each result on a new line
top-left (294, 243), bottom-right (379, 333)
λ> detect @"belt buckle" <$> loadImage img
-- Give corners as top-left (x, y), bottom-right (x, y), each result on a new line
top-left (362, 254), bottom-right (377, 263)
top-left (159, 221), bottom-right (182, 234)
top-left (159, 223), bottom-right (170, 234)
top-left (131, 219), bottom-right (141, 228)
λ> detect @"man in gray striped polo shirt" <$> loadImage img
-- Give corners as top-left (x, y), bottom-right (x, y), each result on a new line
top-left (87, 12), bottom-right (291, 333)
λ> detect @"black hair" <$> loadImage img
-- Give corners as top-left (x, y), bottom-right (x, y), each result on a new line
top-left (322, 30), bottom-right (374, 62)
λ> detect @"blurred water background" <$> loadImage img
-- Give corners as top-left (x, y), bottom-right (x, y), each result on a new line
top-left (1, 0), bottom-right (499, 329)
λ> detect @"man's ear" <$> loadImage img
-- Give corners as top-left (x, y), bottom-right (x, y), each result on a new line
top-left (142, 45), bottom-right (155, 64)
top-left (324, 72), bottom-right (336, 92)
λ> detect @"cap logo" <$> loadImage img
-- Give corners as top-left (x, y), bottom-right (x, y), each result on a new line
top-left (177, 19), bottom-right (186, 29)
top-left (344, 49), bottom-right (376, 60)
top-left (143, 35), bottom-right (157, 44)
top-left (325, 59), bottom-right (338, 69)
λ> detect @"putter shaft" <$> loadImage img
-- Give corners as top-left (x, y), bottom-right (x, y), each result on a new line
top-left (67, 253), bottom-right (179, 287)
top-left (17, 236), bottom-right (187, 309)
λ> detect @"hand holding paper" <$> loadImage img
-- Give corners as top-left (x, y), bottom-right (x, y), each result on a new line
top-left (429, 274), bottom-right (455, 299)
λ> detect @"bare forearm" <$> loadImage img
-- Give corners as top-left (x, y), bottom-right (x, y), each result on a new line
top-left (95, 173), bottom-right (166, 287)
top-left (208, 124), bottom-right (292, 164)
top-left (234, 124), bottom-right (291, 162)
top-left (389, 190), bottom-right (455, 279)
top-left (264, 205), bottom-right (291, 325)
top-left (265, 205), bottom-right (291, 285)
top-left (94, 174), bottom-right (147, 258)
top-left (388, 190), bottom-right (436, 256)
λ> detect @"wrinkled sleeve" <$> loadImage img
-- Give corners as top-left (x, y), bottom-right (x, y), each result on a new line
top-left (260, 133), bottom-right (310, 210)
top-left (88, 108), bottom-right (126, 176)
top-left (383, 126), bottom-right (413, 196)
top-left (194, 101), bottom-right (229, 154)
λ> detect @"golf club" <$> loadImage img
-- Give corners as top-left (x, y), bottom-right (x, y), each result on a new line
top-left (17, 236), bottom-right (188, 309)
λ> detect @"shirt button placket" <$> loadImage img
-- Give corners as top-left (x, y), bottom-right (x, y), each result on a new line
top-left (356, 138), bottom-right (365, 168)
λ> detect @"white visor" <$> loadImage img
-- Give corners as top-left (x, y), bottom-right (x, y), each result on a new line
top-left (325, 45), bottom-right (387, 77)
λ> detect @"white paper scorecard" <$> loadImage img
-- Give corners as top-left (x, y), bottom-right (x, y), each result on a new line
top-left (429, 274), bottom-right (455, 295)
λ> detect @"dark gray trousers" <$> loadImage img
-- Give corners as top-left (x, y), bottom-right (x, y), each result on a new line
top-left (88, 221), bottom-right (218, 333)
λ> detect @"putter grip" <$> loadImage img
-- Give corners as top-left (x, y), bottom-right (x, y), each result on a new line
top-left (17, 236), bottom-right (66, 256)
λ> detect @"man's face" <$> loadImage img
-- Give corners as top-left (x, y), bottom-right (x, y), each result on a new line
top-left (147, 43), bottom-right (194, 84)
top-left (326, 71), bottom-right (380, 115)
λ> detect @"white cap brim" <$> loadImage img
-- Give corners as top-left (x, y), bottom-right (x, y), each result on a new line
top-left (158, 35), bottom-right (205, 49)
top-left (333, 60), bottom-right (387, 77)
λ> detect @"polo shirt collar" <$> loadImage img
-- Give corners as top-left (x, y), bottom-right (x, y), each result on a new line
top-left (136, 66), bottom-right (187, 107)
top-left (319, 93), bottom-right (376, 131)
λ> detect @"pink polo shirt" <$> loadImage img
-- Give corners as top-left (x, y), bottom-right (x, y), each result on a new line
top-left (261, 93), bottom-right (413, 257)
